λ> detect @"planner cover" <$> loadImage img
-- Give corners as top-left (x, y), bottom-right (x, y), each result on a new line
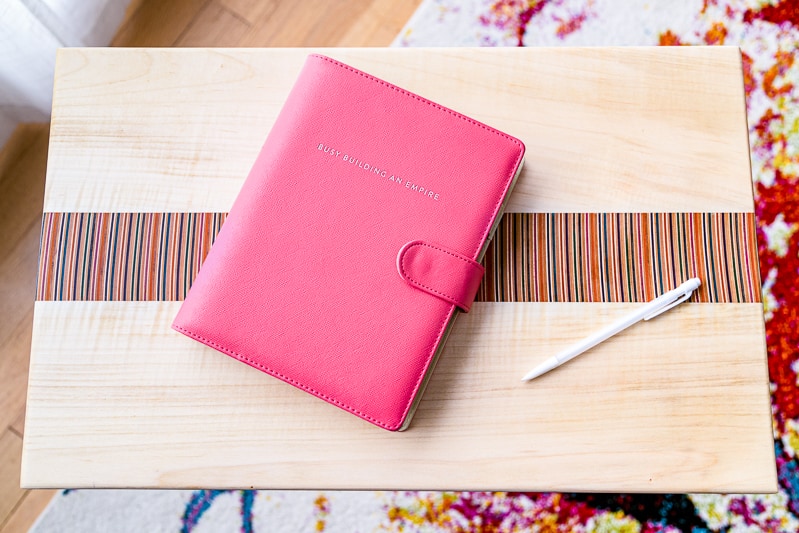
top-left (172, 54), bottom-right (525, 431)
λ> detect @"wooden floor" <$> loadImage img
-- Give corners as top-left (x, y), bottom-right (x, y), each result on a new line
top-left (0, 0), bottom-right (420, 530)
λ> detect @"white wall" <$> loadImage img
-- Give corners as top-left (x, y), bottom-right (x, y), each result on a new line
top-left (0, 0), bottom-right (131, 147)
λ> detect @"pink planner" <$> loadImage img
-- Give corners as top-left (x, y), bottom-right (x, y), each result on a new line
top-left (173, 54), bottom-right (525, 431)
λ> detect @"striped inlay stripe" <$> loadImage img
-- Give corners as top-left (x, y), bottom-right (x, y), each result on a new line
top-left (37, 212), bottom-right (226, 301)
top-left (37, 212), bottom-right (760, 303)
top-left (478, 213), bottom-right (760, 303)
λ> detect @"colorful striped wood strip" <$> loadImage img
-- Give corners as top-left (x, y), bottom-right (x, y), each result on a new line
top-left (37, 212), bottom-right (760, 303)
top-left (37, 212), bottom-right (226, 302)
top-left (478, 213), bottom-right (760, 303)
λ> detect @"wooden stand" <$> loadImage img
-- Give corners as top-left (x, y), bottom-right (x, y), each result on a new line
top-left (22, 47), bottom-right (776, 492)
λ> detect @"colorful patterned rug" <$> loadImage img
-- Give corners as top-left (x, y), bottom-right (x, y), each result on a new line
top-left (31, 0), bottom-right (799, 531)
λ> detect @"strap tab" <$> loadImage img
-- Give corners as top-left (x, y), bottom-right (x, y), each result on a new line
top-left (396, 240), bottom-right (485, 312)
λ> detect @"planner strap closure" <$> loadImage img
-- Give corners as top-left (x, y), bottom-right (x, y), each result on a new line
top-left (396, 240), bottom-right (485, 312)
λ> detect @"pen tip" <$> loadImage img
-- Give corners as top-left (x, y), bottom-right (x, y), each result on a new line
top-left (521, 371), bottom-right (541, 382)
top-left (522, 357), bottom-right (560, 382)
top-left (521, 368), bottom-right (544, 382)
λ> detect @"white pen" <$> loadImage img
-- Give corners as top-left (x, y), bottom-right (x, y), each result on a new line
top-left (521, 277), bottom-right (702, 382)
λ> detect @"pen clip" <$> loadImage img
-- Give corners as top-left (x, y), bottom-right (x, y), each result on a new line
top-left (643, 289), bottom-right (695, 321)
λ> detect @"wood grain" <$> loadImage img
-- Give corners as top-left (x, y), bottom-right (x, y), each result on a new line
top-left (22, 301), bottom-right (774, 492)
top-left (335, 0), bottom-right (424, 46)
top-left (217, 0), bottom-right (276, 25)
top-left (0, 314), bottom-right (34, 438)
top-left (236, 0), bottom-right (372, 46)
top-left (0, 430), bottom-right (24, 525)
top-left (175, 1), bottom-right (250, 47)
top-left (0, 124), bottom-right (46, 182)
top-left (25, 46), bottom-right (774, 492)
top-left (0, 490), bottom-right (56, 533)
top-left (110, 0), bottom-right (210, 47)
top-left (44, 47), bottom-right (754, 214)
top-left (0, 124), bottom-right (46, 435)
top-left (219, 0), bottom-right (419, 44)
top-left (10, 408), bottom-right (25, 438)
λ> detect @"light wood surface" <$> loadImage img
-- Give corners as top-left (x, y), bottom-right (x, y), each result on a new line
top-left (23, 301), bottom-right (773, 492)
top-left (2, 0), bottom-right (421, 525)
top-left (21, 46), bottom-right (776, 492)
top-left (44, 47), bottom-right (754, 214)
